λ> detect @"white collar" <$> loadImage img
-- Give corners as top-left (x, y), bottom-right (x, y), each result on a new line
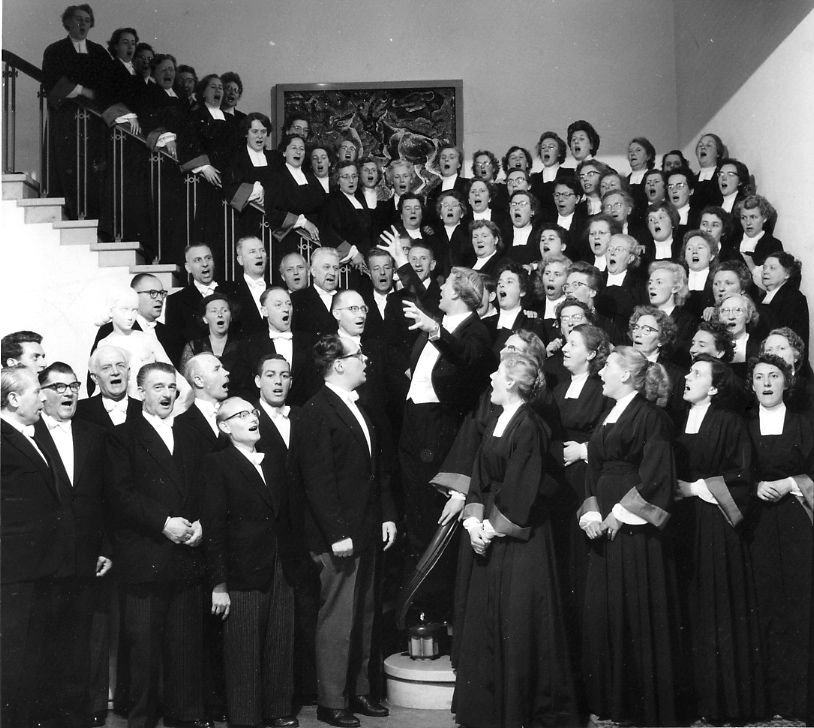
top-left (605, 390), bottom-right (638, 423)
top-left (142, 411), bottom-right (172, 430)
top-left (194, 279), bottom-right (217, 295)
top-left (441, 174), bottom-right (458, 191)
top-left (698, 167), bottom-right (716, 181)
top-left (338, 329), bottom-right (361, 346)
top-left (42, 412), bottom-right (72, 433)
top-left (71, 38), bottom-right (88, 53)
top-left (684, 401), bottom-right (711, 434)
top-left (441, 311), bottom-right (470, 333)
top-left (247, 146), bottom-right (267, 166)
top-left (137, 313), bottom-right (157, 330)
top-left (564, 370), bottom-right (590, 399)
top-left (244, 273), bottom-right (266, 288)
top-left (0, 413), bottom-right (36, 438)
top-left (497, 305), bottom-right (522, 329)
top-left (206, 105), bottom-right (225, 120)
top-left (606, 270), bottom-right (627, 286)
top-left (542, 164), bottom-right (560, 182)
top-left (759, 403), bottom-right (786, 435)
top-left (164, 87), bottom-right (178, 98)
top-left (325, 381), bottom-right (359, 405)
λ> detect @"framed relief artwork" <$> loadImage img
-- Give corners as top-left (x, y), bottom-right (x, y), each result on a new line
top-left (273, 80), bottom-right (463, 194)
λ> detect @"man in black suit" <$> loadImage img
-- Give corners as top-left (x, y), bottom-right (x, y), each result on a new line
top-left (230, 236), bottom-right (271, 337)
top-left (398, 267), bottom-right (494, 562)
top-left (34, 362), bottom-right (112, 728)
top-left (1, 329), bottom-right (47, 372)
top-left (1, 366), bottom-right (70, 728)
top-left (165, 244), bottom-right (232, 348)
top-left (76, 344), bottom-right (141, 428)
top-left (279, 252), bottom-right (309, 293)
top-left (89, 274), bottom-right (180, 385)
top-left (105, 362), bottom-right (211, 728)
top-left (178, 352), bottom-right (230, 452)
top-left (291, 248), bottom-right (342, 336)
top-left (233, 287), bottom-right (321, 406)
top-left (200, 396), bottom-right (299, 727)
top-left (299, 336), bottom-right (397, 727)
top-left (360, 249), bottom-right (395, 344)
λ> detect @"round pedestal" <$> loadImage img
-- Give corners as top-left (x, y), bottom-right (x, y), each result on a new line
top-left (383, 652), bottom-right (456, 710)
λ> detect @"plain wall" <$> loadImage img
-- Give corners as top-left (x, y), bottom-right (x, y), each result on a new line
top-left (3, 0), bottom-right (678, 177)
top-left (675, 6), bottom-right (814, 356)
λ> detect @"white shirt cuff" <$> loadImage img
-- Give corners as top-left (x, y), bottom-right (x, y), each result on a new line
top-left (787, 476), bottom-right (803, 498)
top-left (340, 245), bottom-right (359, 263)
top-left (294, 214), bottom-right (307, 228)
top-left (690, 479), bottom-right (718, 504)
top-left (578, 511), bottom-right (602, 529)
top-left (448, 491), bottom-right (466, 501)
top-left (155, 132), bottom-right (176, 147)
top-left (248, 181), bottom-right (264, 202)
top-left (612, 504), bottom-right (648, 525)
top-left (66, 84), bottom-right (83, 98)
top-left (463, 517), bottom-right (481, 533)
top-left (115, 112), bottom-right (137, 123)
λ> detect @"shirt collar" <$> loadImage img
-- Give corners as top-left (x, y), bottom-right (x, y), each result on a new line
top-left (325, 381), bottom-right (359, 404)
top-left (142, 411), bottom-right (173, 430)
top-left (42, 413), bottom-right (72, 433)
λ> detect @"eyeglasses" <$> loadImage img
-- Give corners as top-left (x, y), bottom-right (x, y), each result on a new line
top-left (563, 281), bottom-right (594, 293)
top-left (553, 192), bottom-right (575, 200)
top-left (607, 245), bottom-right (630, 254)
top-left (440, 202), bottom-right (461, 210)
top-left (509, 201), bottom-right (530, 209)
top-left (503, 344), bottom-right (521, 352)
top-left (630, 323), bottom-right (659, 335)
top-left (334, 305), bottom-right (369, 315)
top-left (719, 307), bottom-right (745, 316)
top-left (560, 314), bottom-right (585, 324)
top-left (222, 408), bottom-right (260, 422)
top-left (136, 289), bottom-right (167, 300)
top-left (339, 174), bottom-right (358, 181)
top-left (603, 202), bottom-right (624, 212)
top-left (339, 350), bottom-right (367, 362)
top-left (42, 382), bottom-right (81, 394)
top-left (667, 183), bottom-right (687, 191)
top-left (540, 144), bottom-right (559, 152)
top-left (578, 171), bottom-right (599, 180)
top-left (717, 171), bottom-right (739, 179)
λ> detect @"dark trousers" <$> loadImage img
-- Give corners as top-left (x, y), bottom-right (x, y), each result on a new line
top-left (121, 581), bottom-right (204, 728)
top-left (310, 546), bottom-right (375, 709)
top-left (88, 578), bottom-right (113, 714)
top-left (223, 558), bottom-right (296, 725)
top-left (1, 579), bottom-right (59, 728)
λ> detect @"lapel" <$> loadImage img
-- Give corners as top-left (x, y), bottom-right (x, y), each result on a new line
top-left (136, 415), bottom-right (185, 497)
top-left (71, 420), bottom-right (95, 486)
top-left (33, 419), bottom-right (72, 498)
top-left (228, 445), bottom-right (276, 513)
top-left (185, 404), bottom-right (221, 446)
top-left (3, 420), bottom-right (61, 501)
top-left (323, 387), bottom-right (372, 461)
top-left (257, 404), bottom-right (288, 454)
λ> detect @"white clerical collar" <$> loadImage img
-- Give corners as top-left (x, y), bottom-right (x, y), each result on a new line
top-left (343, 190), bottom-right (362, 208)
top-left (564, 370), bottom-right (590, 399)
top-left (318, 176), bottom-right (330, 193)
top-left (286, 163), bottom-right (307, 185)
top-left (473, 209), bottom-right (491, 220)
top-left (314, 284), bottom-right (336, 298)
top-left (206, 105), bottom-right (225, 120)
top-left (698, 167), bottom-right (716, 181)
top-left (544, 294), bottom-right (566, 319)
top-left (247, 146), bottom-right (267, 166)
top-left (721, 191), bottom-right (738, 212)
top-left (759, 403), bottom-right (786, 435)
top-left (71, 38), bottom-right (88, 54)
top-left (542, 164), bottom-right (559, 183)
top-left (493, 400), bottom-right (523, 437)
top-left (406, 227), bottom-right (422, 239)
top-left (606, 270), bottom-right (627, 286)
top-left (497, 305), bottom-right (522, 329)
top-left (594, 256), bottom-right (607, 271)
top-left (740, 230), bottom-right (764, 254)
top-left (654, 239), bottom-right (673, 259)
top-left (373, 289), bottom-right (390, 304)
top-left (441, 174), bottom-right (458, 191)
top-left (629, 169), bottom-right (646, 184)
top-left (164, 88), bottom-right (178, 98)
top-left (605, 390), bottom-right (638, 424)
top-left (685, 401), bottom-right (711, 434)
top-left (444, 223), bottom-right (459, 239)
top-left (473, 251), bottom-right (497, 270)
top-left (677, 203), bottom-right (690, 225)
top-left (194, 398), bottom-right (219, 420)
top-left (363, 188), bottom-right (378, 208)
top-left (762, 283), bottom-right (784, 304)
top-left (687, 268), bottom-right (709, 291)
top-left (557, 212), bottom-right (574, 228)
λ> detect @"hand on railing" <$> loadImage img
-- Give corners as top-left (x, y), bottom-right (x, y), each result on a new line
top-left (200, 165), bottom-right (222, 187)
top-left (300, 218), bottom-right (319, 243)
top-left (127, 117), bottom-right (141, 136)
top-left (165, 139), bottom-right (177, 160)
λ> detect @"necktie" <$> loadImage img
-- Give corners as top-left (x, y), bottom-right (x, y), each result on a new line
top-left (23, 424), bottom-right (35, 438)
top-left (347, 391), bottom-right (359, 404)
top-left (249, 452), bottom-right (264, 465)
top-left (269, 331), bottom-right (293, 340)
top-left (270, 406), bottom-right (290, 420)
top-left (103, 398), bottom-right (128, 413)
top-left (48, 419), bottom-right (72, 434)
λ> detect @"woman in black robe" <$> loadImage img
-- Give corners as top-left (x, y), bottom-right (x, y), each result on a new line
top-left (454, 352), bottom-right (576, 728)
top-left (672, 355), bottom-right (765, 724)
top-left (578, 346), bottom-right (678, 726)
top-left (746, 354), bottom-right (814, 721)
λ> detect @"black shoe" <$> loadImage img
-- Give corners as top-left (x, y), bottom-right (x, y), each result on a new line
top-left (163, 720), bottom-right (215, 728)
top-left (266, 716), bottom-right (299, 727)
top-left (349, 695), bottom-right (389, 717)
top-left (89, 710), bottom-right (108, 726)
top-left (315, 706), bottom-right (360, 727)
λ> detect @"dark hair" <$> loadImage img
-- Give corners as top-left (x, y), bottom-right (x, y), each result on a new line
top-left (694, 320), bottom-right (735, 363)
top-left (764, 251), bottom-right (802, 288)
top-left (567, 120), bottom-right (600, 156)
top-left (133, 43), bottom-right (154, 59)
top-left (195, 74), bottom-right (221, 104)
top-left (583, 214), bottom-right (623, 248)
top-left (107, 27), bottom-right (138, 57)
top-left (130, 272), bottom-right (160, 289)
top-left (712, 259), bottom-right (751, 293)
top-left (661, 149), bottom-right (690, 170)
top-left (570, 323), bottom-right (611, 375)
top-left (611, 346), bottom-right (671, 407)
top-left (398, 192), bottom-right (424, 215)
top-left (501, 146), bottom-right (533, 175)
top-left (735, 194), bottom-right (776, 223)
top-left (312, 335), bottom-right (346, 378)
top-left (717, 157), bottom-right (752, 196)
top-left (556, 297), bottom-right (594, 326)
top-left (538, 223), bottom-right (570, 254)
top-left (629, 137), bottom-right (656, 169)
top-left (567, 260), bottom-right (602, 291)
top-left (284, 112), bottom-right (310, 132)
top-left (700, 205), bottom-right (736, 243)
top-left (335, 132), bottom-right (362, 159)
top-left (495, 258), bottom-right (530, 295)
top-left (471, 149), bottom-right (500, 178)
top-left (554, 176), bottom-right (582, 199)
top-left (433, 144), bottom-right (462, 172)
top-left (136, 362), bottom-right (175, 389)
top-left (535, 132), bottom-right (567, 164)
top-left (367, 248), bottom-right (393, 267)
top-left (697, 133), bottom-right (727, 164)
top-left (747, 353), bottom-right (795, 394)
top-left (666, 165), bottom-right (696, 192)
top-left (647, 200), bottom-right (680, 228)
top-left (2, 331), bottom-right (43, 364)
top-left (509, 189), bottom-right (541, 220)
top-left (38, 361), bottom-right (75, 385)
top-left (239, 112), bottom-right (272, 137)
top-left (197, 292), bottom-right (236, 332)
top-left (629, 305), bottom-right (677, 352)
top-left (679, 229), bottom-right (720, 266)
top-left (150, 54), bottom-right (177, 73)
top-left (576, 159), bottom-right (612, 190)
top-left (62, 4), bottom-right (94, 30)
top-left (331, 159), bottom-right (358, 187)
top-left (255, 352), bottom-right (289, 377)
top-left (176, 64), bottom-right (197, 79)
top-left (692, 353), bottom-right (742, 410)
top-left (465, 176), bottom-right (497, 202)
top-left (278, 133), bottom-right (306, 153)
top-left (220, 71), bottom-right (243, 95)
top-left (357, 156), bottom-right (381, 184)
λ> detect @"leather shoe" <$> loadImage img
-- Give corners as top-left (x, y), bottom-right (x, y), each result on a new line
top-left (266, 717), bottom-right (299, 727)
top-left (316, 706), bottom-right (360, 727)
top-left (349, 695), bottom-right (389, 717)
top-left (89, 710), bottom-right (108, 726)
top-left (163, 720), bottom-right (215, 728)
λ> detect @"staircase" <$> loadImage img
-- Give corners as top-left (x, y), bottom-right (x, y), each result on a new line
top-left (1, 173), bottom-right (181, 387)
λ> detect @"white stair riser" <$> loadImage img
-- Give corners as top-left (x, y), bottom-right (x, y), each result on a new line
top-left (59, 226), bottom-right (99, 245)
top-left (23, 205), bottom-right (64, 223)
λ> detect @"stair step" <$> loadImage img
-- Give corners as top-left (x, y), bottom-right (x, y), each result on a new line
top-left (18, 197), bottom-right (66, 223)
top-left (53, 219), bottom-right (99, 244)
top-left (130, 263), bottom-right (182, 289)
top-left (2, 173), bottom-right (40, 200)
top-left (91, 241), bottom-right (141, 252)
top-left (97, 248), bottom-right (144, 268)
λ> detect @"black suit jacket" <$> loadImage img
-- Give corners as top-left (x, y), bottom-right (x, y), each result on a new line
top-left (596, 270), bottom-right (647, 328)
top-left (410, 313), bottom-right (496, 420)
top-left (761, 284), bottom-right (810, 352)
top-left (360, 288), bottom-right (395, 344)
top-left (34, 418), bottom-right (109, 578)
top-left (229, 277), bottom-right (268, 337)
top-left (104, 415), bottom-right (205, 583)
top-left (233, 330), bottom-right (321, 407)
top-left (291, 286), bottom-right (340, 337)
top-left (175, 402), bottom-right (230, 453)
top-left (74, 395), bottom-right (142, 430)
top-left (299, 386), bottom-right (396, 553)
top-left (1, 420), bottom-right (72, 583)
top-left (164, 283), bottom-right (230, 348)
top-left (325, 190), bottom-right (374, 257)
top-left (201, 444), bottom-right (289, 590)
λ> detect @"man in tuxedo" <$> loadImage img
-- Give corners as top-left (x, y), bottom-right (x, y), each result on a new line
top-left (200, 396), bottom-right (299, 727)
top-left (1, 329), bottom-right (47, 371)
top-left (291, 247), bottom-right (342, 336)
top-left (165, 244), bottom-right (230, 348)
top-left (279, 252), bottom-right (308, 293)
top-left (398, 267), bottom-right (494, 563)
top-left (234, 287), bottom-right (321, 406)
top-left (299, 336), bottom-right (397, 727)
top-left (361, 249), bottom-right (395, 343)
top-left (1, 366), bottom-right (70, 728)
top-left (34, 362), bottom-right (112, 728)
top-left (105, 362), bottom-right (211, 728)
top-left (75, 344), bottom-right (141, 428)
top-left (230, 236), bottom-right (270, 337)
top-left (90, 273), bottom-right (180, 382)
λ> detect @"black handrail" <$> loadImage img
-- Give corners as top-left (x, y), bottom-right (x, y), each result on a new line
top-left (2, 49), bottom-right (43, 83)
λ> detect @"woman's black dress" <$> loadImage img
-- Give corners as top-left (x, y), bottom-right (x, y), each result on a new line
top-left (747, 409), bottom-right (813, 720)
top-left (453, 405), bottom-right (576, 728)
top-left (672, 405), bottom-right (765, 723)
